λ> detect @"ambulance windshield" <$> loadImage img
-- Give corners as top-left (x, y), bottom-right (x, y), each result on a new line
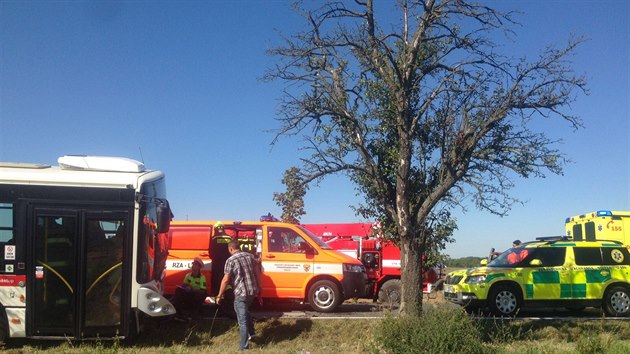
top-left (487, 247), bottom-right (529, 267)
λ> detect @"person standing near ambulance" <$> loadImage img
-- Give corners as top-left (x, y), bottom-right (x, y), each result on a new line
top-left (216, 240), bottom-right (261, 350)
top-left (210, 222), bottom-right (233, 296)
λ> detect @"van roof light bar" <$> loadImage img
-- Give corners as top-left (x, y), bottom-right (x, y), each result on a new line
top-left (535, 236), bottom-right (571, 242)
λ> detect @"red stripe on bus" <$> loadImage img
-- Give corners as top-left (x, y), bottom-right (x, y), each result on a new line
top-left (0, 275), bottom-right (26, 286)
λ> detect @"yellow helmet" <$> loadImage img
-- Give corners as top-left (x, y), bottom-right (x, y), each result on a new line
top-left (215, 221), bottom-right (225, 229)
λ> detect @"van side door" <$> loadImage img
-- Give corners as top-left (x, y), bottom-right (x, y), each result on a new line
top-left (261, 225), bottom-right (315, 299)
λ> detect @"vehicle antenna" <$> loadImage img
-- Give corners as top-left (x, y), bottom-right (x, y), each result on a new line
top-left (138, 147), bottom-right (145, 164)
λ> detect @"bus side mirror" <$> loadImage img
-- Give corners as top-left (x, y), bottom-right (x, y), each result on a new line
top-left (156, 203), bottom-right (171, 233)
top-left (480, 259), bottom-right (488, 266)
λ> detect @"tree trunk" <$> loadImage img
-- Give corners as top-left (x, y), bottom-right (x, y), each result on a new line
top-left (399, 235), bottom-right (424, 317)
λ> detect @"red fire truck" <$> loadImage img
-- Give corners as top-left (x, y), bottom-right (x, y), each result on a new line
top-left (302, 223), bottom-right (444, 307)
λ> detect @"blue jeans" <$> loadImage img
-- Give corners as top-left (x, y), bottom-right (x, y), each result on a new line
top-left (234, 295), bottom-right (255, 349)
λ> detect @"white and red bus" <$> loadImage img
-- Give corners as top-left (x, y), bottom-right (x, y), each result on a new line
top-left (0, 155), bottom-right (173, 341)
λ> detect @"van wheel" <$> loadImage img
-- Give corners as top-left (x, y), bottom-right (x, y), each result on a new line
top-left (378, 279), bottom-right (401, 310)
top-left (488, 284), bottom-right (521, 317)
top-left (308, 280), bottom-right (341, 313)
top-left (604, 285), bottom-right (630, 317)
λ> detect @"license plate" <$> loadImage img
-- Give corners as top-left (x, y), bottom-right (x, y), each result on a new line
top-left (444, 284), bottom-right (454, 293)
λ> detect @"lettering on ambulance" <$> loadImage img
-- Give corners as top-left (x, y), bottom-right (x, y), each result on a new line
top-left (606, 220), bottom-right (623, 233)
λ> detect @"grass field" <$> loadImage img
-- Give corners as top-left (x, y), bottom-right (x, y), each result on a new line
top-left (3, 299), bottom-right (630, 353)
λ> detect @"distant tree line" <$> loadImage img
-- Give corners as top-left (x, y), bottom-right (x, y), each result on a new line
top-left (444, 256), bottom-right (485, 268)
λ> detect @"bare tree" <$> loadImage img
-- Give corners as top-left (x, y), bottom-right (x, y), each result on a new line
top-left (266, 0), bottom-right (587, 316)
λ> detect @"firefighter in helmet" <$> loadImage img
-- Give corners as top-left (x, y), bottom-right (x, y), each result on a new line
top-left (210, 221), bottom-right (233, 296)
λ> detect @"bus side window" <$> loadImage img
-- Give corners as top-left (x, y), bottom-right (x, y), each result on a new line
top-left (0, 203), bottom-right (13, 244)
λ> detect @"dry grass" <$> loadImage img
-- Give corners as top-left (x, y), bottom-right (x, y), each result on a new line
top-left (3, 299), bottom-right (630, 354)
top-left (2, 318), bottom-right (379, 354)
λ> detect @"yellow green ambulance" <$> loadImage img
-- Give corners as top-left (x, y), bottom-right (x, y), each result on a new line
top-left (444, 237), bottom-right (630, 316)
top-left (566, 210), bottom-right (630, 243)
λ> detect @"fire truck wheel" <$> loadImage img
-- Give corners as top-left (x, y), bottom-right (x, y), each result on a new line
top-left (378, 279), bottom-right (401, 309)
top-left (604, 285), bottom-right (630, 317)
top-left (308, 280), bottom-right (341, 313)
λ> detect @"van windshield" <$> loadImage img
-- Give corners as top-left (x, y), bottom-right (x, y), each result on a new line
top-left (297, 225), bottom-right (332, 250)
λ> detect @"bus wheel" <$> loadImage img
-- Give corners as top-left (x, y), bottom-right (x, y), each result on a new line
top-left (308, 280), bottom-right (341, 313)
top-left (378, 279), bottom-right (401, 310)
top-left (604, 285), bottom-right (630, 317)
top-left (488, 284), bottom-right (521, 317)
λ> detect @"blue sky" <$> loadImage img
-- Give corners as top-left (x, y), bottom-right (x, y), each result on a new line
top-left (1, 1), bottom-right (628, 258)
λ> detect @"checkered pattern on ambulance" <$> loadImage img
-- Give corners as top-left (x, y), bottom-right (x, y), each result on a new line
top-left (444, 239), bottom-right (630, 317)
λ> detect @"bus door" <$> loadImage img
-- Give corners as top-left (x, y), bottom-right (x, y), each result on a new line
top-left (29, 207), bottom-right (129, 338)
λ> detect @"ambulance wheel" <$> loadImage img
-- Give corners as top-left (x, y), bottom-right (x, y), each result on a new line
top-left (488, 284), bottom-right (521, 317)
top-left (308, 280), bottom-right (341, 313)
top-left (378, 279), bottom-right (401, 309)
top-left (604, 285), bottom-right (630, 317)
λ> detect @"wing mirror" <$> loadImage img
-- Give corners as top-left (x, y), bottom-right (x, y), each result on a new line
top-left (156, 202), bottom-right (172, 234)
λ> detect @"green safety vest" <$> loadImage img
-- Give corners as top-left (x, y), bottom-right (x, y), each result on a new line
top-left (183, 273), bottom-right (207, 291)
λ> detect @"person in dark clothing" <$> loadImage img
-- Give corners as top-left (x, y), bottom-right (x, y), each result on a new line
top-left (210, 221), bottom-right (233, 296)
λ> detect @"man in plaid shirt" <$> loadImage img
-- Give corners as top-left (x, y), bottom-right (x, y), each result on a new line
top-left (217, 240), bottom-right (261, 350)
